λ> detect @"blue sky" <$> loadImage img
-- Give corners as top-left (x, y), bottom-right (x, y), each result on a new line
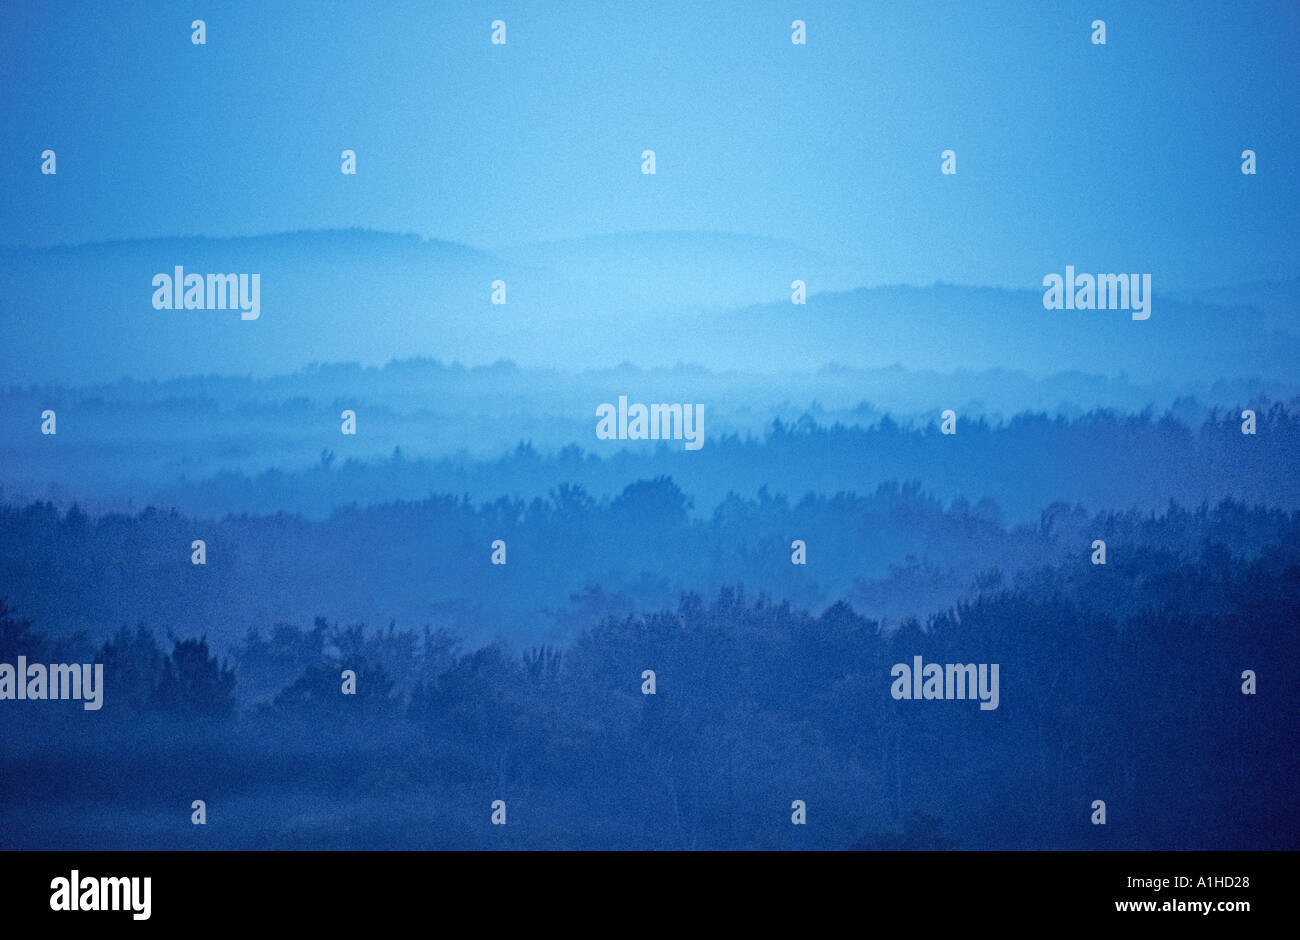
top-left (1, 0), bottom-right (1296, 290)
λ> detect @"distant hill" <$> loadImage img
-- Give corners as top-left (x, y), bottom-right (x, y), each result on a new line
top-left (686, 282), bottom-right (1300, 378)
top-left (1, 229), bottom-right (1296, 384)
top-left (494, 230), bottom-right (863, 309)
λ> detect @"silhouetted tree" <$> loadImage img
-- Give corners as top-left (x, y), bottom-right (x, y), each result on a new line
top-left (152, 636), bottom-right (236, 716)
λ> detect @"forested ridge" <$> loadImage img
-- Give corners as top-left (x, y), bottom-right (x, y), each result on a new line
top-left (1, 491), bottom-right (1294, 849)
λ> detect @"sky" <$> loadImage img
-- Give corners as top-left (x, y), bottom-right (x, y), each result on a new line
top-left (0, 0), bottom-right (1297, 291)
